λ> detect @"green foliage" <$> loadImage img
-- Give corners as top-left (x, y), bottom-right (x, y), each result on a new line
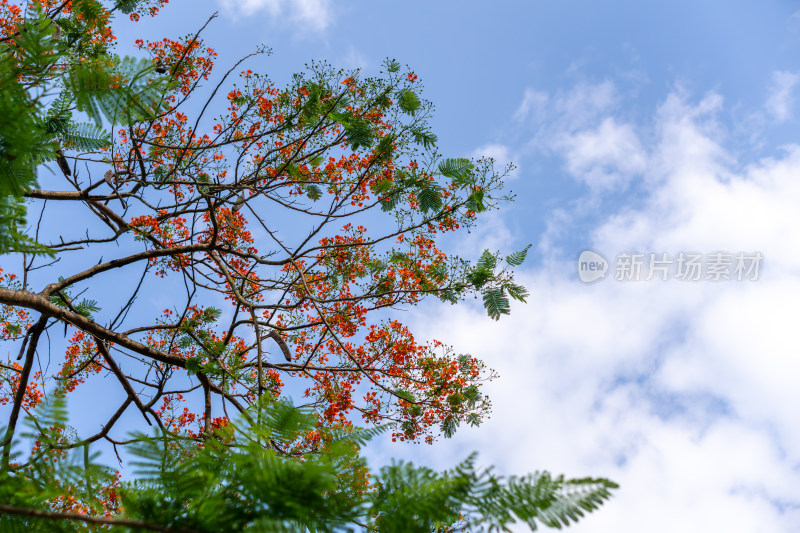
top-left (66, 56), bottom-right (173, 125)
top-left (374, 453), bottom-right (617, 533)
top-left (438, 157), bottom-right (474, 185)
top-left (71, 0), bottom-right (105, 24)
top-left (48, 278), bottom-right (101, 320)
top-left (305, 184), bottom-right (323, 200)
top-left (122, 403), bottom-right (359, 532)
top-left (505, 281), bottom-right (530, 302)
top-left (506, 244), bottom-right (532, 266)
top-left (0, 11), bottom-right (57, 256)
top-left (417, 183), bottom-right (444, 213)
top-left (115, 0), bottom-right (147, 13)
top-left (411, 126), bottom-right (438, 149)
top-left (380, 192), bottom-right (401, 212)
top-left (0, 398), bottom-right (616, 532)
top-left (56, 122), bottom-right (112, 152)
top-left (335, 113), bottom-right (375, 150)
top-left (467, 188), bottom-right (487, 213)
top-left (0, 7), bottom-right (614, 532)
top-left (460, 247), bottom-right (532, 319)
top-left (0, 399), bottom-right (114, 532)
top-left (384, 58), bottom-right (401, 73)
top-left (482, 287), bottom-right (511, 321)
top-left (0, 3), bottom-right (170, 256)
top-left (398, 89), bottom-right (422, 115)
top-left (467, 250), bottom-right (498, 289)
top-left (374, 133), bottom-right (395, 163)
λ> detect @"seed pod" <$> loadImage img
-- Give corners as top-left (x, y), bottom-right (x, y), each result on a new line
top-left (231, 190), bottom-right (246, 212)
top-left (268, 330), bottom-right (292, 361)
top-left (56, 149), bottom-right (71, 177)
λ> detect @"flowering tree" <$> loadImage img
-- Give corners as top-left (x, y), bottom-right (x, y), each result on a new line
top-left (0, 0), bottom-right (616, 529)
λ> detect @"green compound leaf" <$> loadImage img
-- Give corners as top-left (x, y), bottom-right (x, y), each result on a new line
top-left (398, 89), bottom-right (421, 115)
top-left (506, 244), bottom-right (532, 266)
top-left (482, 287), bottom-right (510, 321)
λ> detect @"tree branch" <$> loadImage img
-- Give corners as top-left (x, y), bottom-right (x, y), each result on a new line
top-left (0, 288), bottom-right (186, 368)
top-left (0, 503), bottom-right (202, 533)
top-left (1, 314), bottom-right (48, 468)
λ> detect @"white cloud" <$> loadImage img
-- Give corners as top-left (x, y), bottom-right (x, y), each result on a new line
top-left (219, 0), bottom-right (333, 33)
top-left (384, 88), bottom-right (800, 532)
top-left (341, 45), bottom-right (368, 70)
top-left (514, 88), bottom-right (548, 123)
top-left (519, 80), bottom-right (645, 191)
top-left (765, 70), bottom-right (800, 123)
top-left (556, 117), bottom-right (647, 190)
top-left (553, 80), bottom-right (618, 129)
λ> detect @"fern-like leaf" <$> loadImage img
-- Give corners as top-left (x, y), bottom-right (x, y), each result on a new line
top-left (438, 157), bottom-right (474, 184)
top-left (482, 287), bottom-right (510, 320)
top-left (59, 122), bottom-right (111, 151)
top-left (384, 58), bottom-right (401, 73)
top-left (535, 476), bottom-right (619, 529)
top-left (343, 119), bottom-right (374, 150)
top-left (373, 134), bottom-right (394, 163)
top-left (411, 127), bottom-right (437, 149)
top-left (380, 193), bottom-right (400, 212)
top-left (476, 249), bottom-right (497, 272)
top-left (417, 185), bottom-right (443, 213)
top-left (305, 184), bottom-right (322, 200)
top-left (504, 282), bottom-right (530, 303)
top-left (398, 89), bottom-right (421, 115)
top-left (506, 243), bottom-right (532, 266)
top-left (67, 55), bottom-right (171, 126)
top-left (114, 0), bottom-right (147, 14)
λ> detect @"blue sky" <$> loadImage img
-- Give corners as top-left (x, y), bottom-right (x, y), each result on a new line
top-left (104, 1), bottom-right (800, 530)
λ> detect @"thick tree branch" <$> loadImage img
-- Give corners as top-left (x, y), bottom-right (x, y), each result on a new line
top-left (0, 288), bottom-right (186, 368)
top-left (1, 314), bottom-right (48, 467)
top-left (0, 503), bottom-right (202, 533)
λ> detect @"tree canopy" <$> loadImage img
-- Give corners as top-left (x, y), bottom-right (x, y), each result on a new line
top-left (0, 1), bottom-right (616, 530)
